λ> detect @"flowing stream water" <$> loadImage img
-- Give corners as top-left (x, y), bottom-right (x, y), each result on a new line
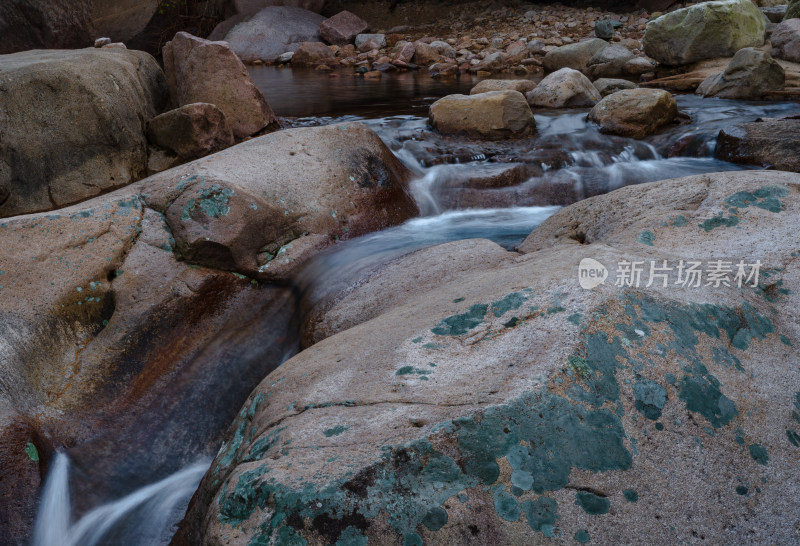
top-left (31, 67), bottom-right (799, 545)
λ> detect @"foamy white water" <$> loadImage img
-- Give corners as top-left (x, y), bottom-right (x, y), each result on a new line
top-left (32, 454), bottom-right (209, 546)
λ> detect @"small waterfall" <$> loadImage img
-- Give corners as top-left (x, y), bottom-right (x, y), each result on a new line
top-left (32, 453), bottom-right (70, 546)
top-left (32, 453), bottom-right (209, 546)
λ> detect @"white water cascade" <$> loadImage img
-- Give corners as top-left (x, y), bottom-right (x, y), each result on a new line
top-left (32, 453), bottom-right (209, 546)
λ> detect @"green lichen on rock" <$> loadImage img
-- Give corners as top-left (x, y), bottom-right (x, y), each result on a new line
top-left (725, 186), bottom-right (787, 213)
top-left (431, 304), bottom-right (488, 336)
top-left (678, 364), bottom-right (737, 428)
top-left (623, 489), bottom-right (639, 502)
top-left (521, 497), bottom-right (559, 534)
top-left (748, 443), bottom-right (769, 465)
top-left (490, 292), bottom-right (528, 317)
top-left (324, 425), bottom-right (349, 437)
top-left (217, 383), bottom-right (631, 543)
top-left (493, 487), bottom-right (521, 521)
top-left (699, 214), bottom-right (739, 232)
top-left (636, 230), bottom-right (655, 246)
top-left (574, 491), bottom-right (610, 515)
top-left (633, 379), bottom-right (667, 420)
top-left (25, 442), bottom-right (39, 462)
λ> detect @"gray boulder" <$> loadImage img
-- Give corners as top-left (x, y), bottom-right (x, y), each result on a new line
top-left (586, 43), bottom-right (636, 79)
top-left (770, 18), bottom-right (800, 62)
top-left (319, 10), bottom-right (369, 46)
top-left (643, 0), bottom-right (766, 65)
top-left (146, 103), bottom-right (235, 160)
top-left (526, 67), bottom-right (601, 108)
top-left (588, 88), bottom-right (678, 138)
top-left (0, 48), bottom-right (168, 218)
top-left (215, 6), bottom-right (325, 63)
top-left (696, 47), bottom-right (784, 99)
top-left (429, 91), bottom-right (536, 139)
top-left (542, 38), bottom-right (608, 74)
top-left (470, 79), bottom-right (537, 95)
top-left (162, 32), bottom-right (279, 139)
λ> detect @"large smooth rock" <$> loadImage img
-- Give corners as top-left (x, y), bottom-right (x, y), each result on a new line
top-left (146, 103), bottom-right (235, 160)
top-left (162, 32), bottom-right (278, 139)
top-left (526, 67), bottom-right (601, 108)
top-left (586, 43), bottom-right (636, 79)
top-left (715, 117), bottom-right (800, 172)
top-left (218, 6), bottom-right (325, 63)
top-left (290, 41), bottom-right (335, 66)
top-left (697, 47), bottom-right (785, 99)
top-left (429, 91), bottom-right (536, 139)
top-left (318, 10), bottom-right (369, 46)
top-left (643, 0), bottom-right (766, 66)
top-left (142, 121), bottom-right (418, 278)
top-left (588, 88), bottom-right (678, 138)
top-left (470, 79), bottom-right (537, 95)
top-left (175, 170), bottom-right (800, 546)
top-left (771, 18), bottom-right (800, 62)
top-left (0, 48), bottom-right (168, 219)
top-left (542, 38), bottom-right (608, 74)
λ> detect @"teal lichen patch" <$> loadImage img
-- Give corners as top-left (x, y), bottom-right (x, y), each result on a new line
top-left (567, 313), bottom-right (583, 326)
top-left (218, 385), bottom-right (631, 544)
top-left (725, 186), bottom-right (787, 213)
top-left (490, 292), bottom-right (528, 317)
top-left (403, 534), bottom-right (423, 546)
top-left (735, 485), bottom-right (748, 496)
top-left (636, 230), bottom-right (655, 246)
top-left (421, 506), bottom-right (448, 531)
top-left (431, 304), bottom-right (488, 336)
top-left (25, 442), bottom-right (38, 462)
top-left (623, 489), bottom-right (638, 502)
top-left (574, 491), bottom-right (609, 515)
top-left (324, 425), bottom-right (349, 437)
top-left (182, 184), bottom-right (234, 221)
top-left (699, 214), bottom-right (738, 232)
top-left (396, 367), bottom-right (432, 377)
top-left (669, 215), bottom-right (687, 227)
top-left (780, 335), bottom-right (792, 346)
top-left (493, 488), bottom-right (521, 521)
top-left (748, 443), bottom-right (768, 465)
top-left (678, 364), bottom-right (737, 428)
top-left (335, 526), bottom-right (367, 546)
top-left (633, 379), bottom-right (667, 420)
top-left (575, 529), bottom-right (591, 543)
top-left (521, 497), bottom-right (558, 535)
top-left (788, 429), bottom-right (800, 447)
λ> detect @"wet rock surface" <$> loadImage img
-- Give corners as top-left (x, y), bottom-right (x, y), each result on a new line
top-left (174, 171), bottom-right (800, 546)
top-left (588, 88), bottom-right (679, 139)
top-left (715, 116), bottom-right (800, 172)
